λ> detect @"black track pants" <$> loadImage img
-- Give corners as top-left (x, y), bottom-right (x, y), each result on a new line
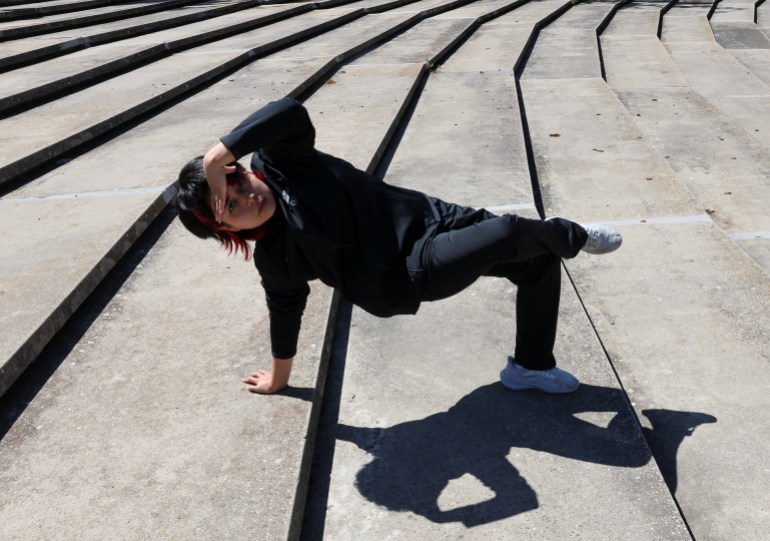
top-left (419, 201), bottom-right (588, 370)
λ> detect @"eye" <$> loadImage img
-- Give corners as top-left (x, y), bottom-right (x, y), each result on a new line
top-left (228, 200), bottom-right (236, 212)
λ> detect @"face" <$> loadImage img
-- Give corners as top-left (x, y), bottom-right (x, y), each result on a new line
top-left (210, 172), bottom-right (276, 232)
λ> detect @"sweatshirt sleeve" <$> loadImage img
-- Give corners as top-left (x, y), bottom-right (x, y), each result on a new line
top-left (260, 276), bottom-right (310, 360)
top-left (220, 97), bottom-right (315, 162)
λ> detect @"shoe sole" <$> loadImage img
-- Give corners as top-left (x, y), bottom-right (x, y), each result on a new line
top-left (500, 369), bottom-right (580, 394)
top-left (583, 236), bottom-right (622, 255)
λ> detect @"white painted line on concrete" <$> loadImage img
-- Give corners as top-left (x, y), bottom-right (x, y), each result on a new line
top-left (595, 214), bottom-right (713, 227)
top-left (729, 231), bottom-right (770, 240)
top-left (484, 203), bottom-right (536, 212)
top-left (1, 186), bottom-right (173, 204)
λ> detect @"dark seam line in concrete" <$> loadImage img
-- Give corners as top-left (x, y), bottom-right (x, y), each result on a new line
top-left (0, 0), bottom-right (121, 22)
top-left (561, 264), bottom-right (698, 541)
top-left (659, 0), bottom-right (678, 39)
top-left (0, 205), bottom-right (177, 431)
top-left (0, 191), bottom-right (174, 398)
top-left (0, 0), bottom-right (201, 40)
top-left (429, 0), bottom-right (533, 68)
top-left (0, 1), bottom-right (325, 115)
top-left (0, 0), bottom-right (60, 6)
top-left (290, 2), bottom-right (496, 534)
top-left (288, 0), bottom-right (477, 102)
top-left (0, 0), bottom-right (441, 395)
top-left (707, 0), bottom-right (722, 20)
top-left (0, 0), bottom-right (266, 72)
top-left (0, 4), bottom-right (392, 390)
top-left (297, 1), bottom-right (569, 537)
top-left (513, 2), bottom-right (696, 534)
top-left (0, 8), bottom-right (370, 193)
top-left (292, 4), bottom-right (477, 532)
top-left (513, 0), bottom-right (579, 219)
top-left (574, 3), bottom-right (697, 536)
top-left (285, 289), bottom-right (345, 541)
top-left (0, 0), bottom-right (70, 6)
top-left (0, 0), bottom-right (465, 507)
top-left (596, 0), bottom-right (633, 82)
top-left (296, 294), bottom-right (351, 541)
top-left (293, 63), bottom-right (432, 541)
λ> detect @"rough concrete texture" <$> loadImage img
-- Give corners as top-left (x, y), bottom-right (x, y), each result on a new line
top-left (0, 2), bottom-right (154, 30)
top-left (0, 4), bottom-right (302, 99)
top-left (0, 220), bottom-right (334, 540)
top-left (326, 279), bottom-right (690, 540)
top-left (3, 0), bottom-right (770, 539)
top-left (527, 2), bottom-right (770, 539)
top-left (0, 10), bottom-right (345, 177)
top-left (709, 0), bottom-right (756, 24)
top-left (0, 2), bottom-right (241, 61)
top-left (522, 2), bottom-right (616, 80)
top-left (660, 12), bottom-right (770, 152)
top-left (320, 3), bottom-right (688, 538)
top-left (566, 223), bottom-right (770, 541)
top-left (0, 0), bottom-right (417, 396)
top-left (520, 78), bottom-right (698, 221)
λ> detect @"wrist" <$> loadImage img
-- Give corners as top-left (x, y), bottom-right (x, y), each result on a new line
top-left (203, 141), bottom-right (235, 170)
top-left (271, 356), bottom-right (293, 389)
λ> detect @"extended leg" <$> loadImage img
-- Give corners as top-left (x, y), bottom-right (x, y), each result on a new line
top-left (419, 211), bottom-right (585, 393)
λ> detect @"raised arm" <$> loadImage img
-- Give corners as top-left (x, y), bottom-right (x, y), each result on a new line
top-left (205, 98), bottom-right (316, 222)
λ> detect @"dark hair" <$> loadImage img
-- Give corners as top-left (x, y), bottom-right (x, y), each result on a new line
top-left (174, 156), bottom-right (265, 259)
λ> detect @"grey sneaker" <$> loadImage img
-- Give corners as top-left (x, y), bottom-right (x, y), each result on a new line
top-left (500, 357), bottom-right (580, 394)
top-left (582, 223), bottom-right (622, 255)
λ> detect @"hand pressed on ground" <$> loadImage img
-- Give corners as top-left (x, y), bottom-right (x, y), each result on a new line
top-left (242, 357), bottom-right (293, 394)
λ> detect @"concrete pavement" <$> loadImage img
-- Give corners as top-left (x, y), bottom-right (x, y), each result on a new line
top-left (1, 0), bottom-right (769, 538)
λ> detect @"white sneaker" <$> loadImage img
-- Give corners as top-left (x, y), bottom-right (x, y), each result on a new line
top-left (582, 223), bottom-right (622, 255)
top-left (500, 357), bottom-right (579, 394)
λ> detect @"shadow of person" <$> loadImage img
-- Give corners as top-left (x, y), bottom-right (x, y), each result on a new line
top-left (336, 382), bottom-right (715, 527)
top-left (642, 409), bottom-right (717, 495)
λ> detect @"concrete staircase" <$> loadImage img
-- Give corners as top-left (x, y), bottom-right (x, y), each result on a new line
top-left (1, 0), bottom-right (768, 539)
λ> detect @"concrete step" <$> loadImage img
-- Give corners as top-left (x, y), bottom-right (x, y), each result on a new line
top-left (711, 0), bottom-right (770, 89)
top-left (0, 1), bottom-right (442, 533)
top-left (659, 0), bottom-right (770, 153)
top-left (0, 0), bottom-right (435, 395)
top-left (551, 2), bottom-right (770, 539)
top-left (0, 5), bottom-right (376, 186)
top-left (521, 0), bottom-right (618, 80)
top-left (0, 216), bottom-right (337, 540)
top-left (0, 0), bottom-right (198, 40)
top-left (0, 3), bottom-right (319, 112)
top-left (0, 2), bottom-right (543, 538)
top-left (0, 0), bottom-right (257, 70)
top-left (1, 0), bottom-right (769, 538)
top-left (316, 1), bottom-right (690, 538)
top-left (0, 0), bottom-right (473, 186)
top-left (0, 0), bottom-right (124, 21)
top-left (760, 0), bottom-right (770, 35)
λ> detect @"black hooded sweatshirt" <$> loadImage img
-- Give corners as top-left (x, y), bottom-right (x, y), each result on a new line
top-left (221, 98), bottom-right (444, 359)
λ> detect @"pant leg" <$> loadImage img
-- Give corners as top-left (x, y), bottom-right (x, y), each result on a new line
top-left (420, 212), bottom-right (585, 370)
top-left (490, 254), bottom-right (561, 370)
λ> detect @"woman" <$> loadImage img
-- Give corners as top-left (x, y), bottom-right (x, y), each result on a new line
top-left (175, 98), bottom-right (621, 395)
